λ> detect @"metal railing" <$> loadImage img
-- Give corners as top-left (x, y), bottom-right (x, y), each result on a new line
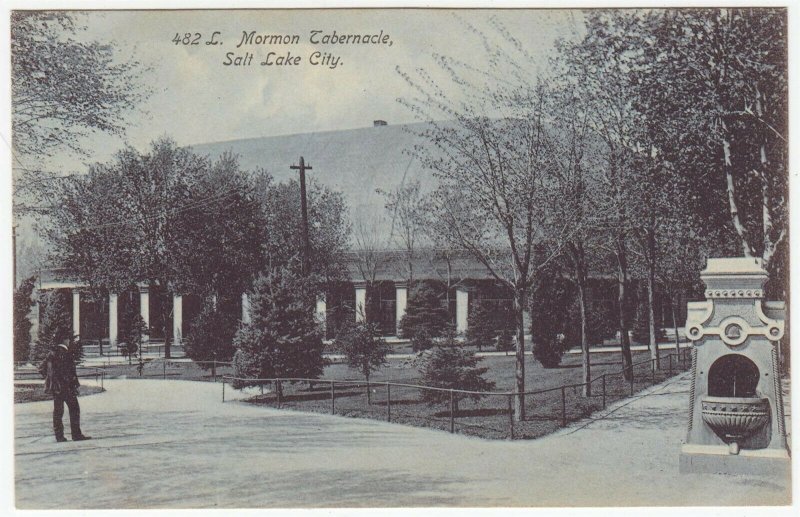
top-left (221, 347), bottom-right (691, 440)
top-left (14, 365), bottom-right (105, 390)
top-left (93, 359), bottom-right (235, 381)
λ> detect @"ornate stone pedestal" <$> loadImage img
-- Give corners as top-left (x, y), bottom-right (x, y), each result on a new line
top-left (679, 258), bottom-right (789, 476)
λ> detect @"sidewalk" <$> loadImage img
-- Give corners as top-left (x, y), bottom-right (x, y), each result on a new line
top-left (14, 373), bottom-right (790, 508)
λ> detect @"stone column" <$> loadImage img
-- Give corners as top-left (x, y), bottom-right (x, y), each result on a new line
top-left (71, 289), bottom-right (80, 339)
top-left (456, 287), bottom-right (469, 335)
top-left (316, 295), bottom-right (327, 334)
top-left (108, 293), bottom-right (118, 346)
top-left (139, 285), bottom-right (150, 343)
top-left (241, 292), bottom-right (251, 324)
top-left (395, 282), bottom-right (408, 336)
top-left (30, 297), bottom-right (40, 349)
top-left (354, 282), bottom-right (367, 322)
top-left (173, 294), bottom-right (183, 345)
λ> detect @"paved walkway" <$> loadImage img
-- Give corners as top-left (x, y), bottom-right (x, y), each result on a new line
top-left (15, 374), bottom-right (790, 508)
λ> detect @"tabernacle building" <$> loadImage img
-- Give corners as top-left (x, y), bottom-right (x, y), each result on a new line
top-left (31, 120), bottom-right (687, 354)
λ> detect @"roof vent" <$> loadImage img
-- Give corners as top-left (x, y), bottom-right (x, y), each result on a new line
top-left (373, 120), bottom-right (387, 127)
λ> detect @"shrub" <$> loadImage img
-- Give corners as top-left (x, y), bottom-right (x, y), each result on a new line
top-left (232, 266), bottom-right (325, 389)
top-left (32, 289), bottom-right (72, 362)
top-left (399, 282), bottom-right (450, 340)
top-left (118, 299), bottom-right (148, 364)
top-left (496, 329), bottom-right (514, 353)
top-left (418, 338), bottom-right (495, 413)
top-left (185, 295), bottom-right (238, 371)
top-left (13, 277), bottom-right (36, 363)
top-left (466, 301), bottom-right (496, 351)
top-left (333, 321), bottom-right (389, 403)
top-left (411, 327), bottom-right (435, 352)
top-left (530, 276), bottom-right (573, 368)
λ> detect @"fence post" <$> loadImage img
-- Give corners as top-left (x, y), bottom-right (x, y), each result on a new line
top-left (277, 380), bottom-right (282, 408)
top-left (213, 360), bottom-right (217, 383)
top-left (669, 354), bottom-right (673, 376)
top-left (449, 390), bottom-right (455, 433)
top-left (651, 359), bottom-right (656, 384)
top-left (508, 394), bottom-right (514, 440)
top-left (163, 360), bottom-right (166, 380)
top-left (222, 378), bottom-right (225, 402)
top-left (330, 380), bottom-right (335, 415)
top-left (386, 383), bottom-right (391, 422)
top-left (602, 374), bottom-right (606, 409)
top-left (561, 386), bottom-right (567, 427)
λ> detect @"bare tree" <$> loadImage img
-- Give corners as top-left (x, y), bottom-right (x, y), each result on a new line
top-left (351, 217), bottom-right (391, 323)
top-left (378, 179), bottom-right (427, 283)
top-left (542, 82), bottom-right (600, 395)
top-left (398, 44), bottom-right (570, 420)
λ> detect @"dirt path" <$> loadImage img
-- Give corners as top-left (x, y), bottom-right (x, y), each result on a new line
top-left (15, 374), bottom-right (790, 508)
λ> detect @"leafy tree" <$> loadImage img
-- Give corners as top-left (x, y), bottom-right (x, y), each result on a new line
top-left (184, 296), bottom-right (239, 378)
top-left (231, 265), bottom-right (325, 390)
top-left (11, 12), bottom-right (148, 159)
top-left (556, 12), bottom-right (650, 379)
top-left (256, 173), bottom-right (350, 283)
top-left (171, 153), bottom-right (266, 302)
top-left (14, 276), bottom-right (36, 363)
top-left (43, 139), bottom-right (265, 358)
top-left (418, 340), bottom-right (495, 414)
top-left (399, 282), bottom-right (450, 341)
top-left (333, 321), bottom-right (390, 403)
top-left (32, 289), bottom-right (72, 361)
top-left (645, 9), bottom-right (787, 270)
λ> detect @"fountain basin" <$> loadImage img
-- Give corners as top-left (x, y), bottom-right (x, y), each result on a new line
top-left (701, 396), bottom-right (770, 453)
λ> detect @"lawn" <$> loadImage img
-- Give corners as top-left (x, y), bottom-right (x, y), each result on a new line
top-left (14, 384), bottom-right (105, 404)
top-left (237, 349), bottom-right (690, 440)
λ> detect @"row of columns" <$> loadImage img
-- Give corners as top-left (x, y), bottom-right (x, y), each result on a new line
top-left (68, 281), bottom-right (475, 345)
top-left (351, 281), bottom-right (470, 335)
top-left (71, 286), bottom-right (184, 346)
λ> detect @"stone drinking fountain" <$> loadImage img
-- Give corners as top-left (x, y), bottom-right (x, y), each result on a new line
top-left (680, 257), bottom-right (789, 475)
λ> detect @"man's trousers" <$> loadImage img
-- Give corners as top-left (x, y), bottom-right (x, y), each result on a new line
top-left (53, 392), bottom-right (81, 439)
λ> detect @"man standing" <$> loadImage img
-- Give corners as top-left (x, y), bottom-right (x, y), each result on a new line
top-left (38, 341), bottom-right (91, 442)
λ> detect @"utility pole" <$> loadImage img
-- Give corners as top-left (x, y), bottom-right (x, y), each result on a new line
top-left (290, 157), bottom-right (312, 276)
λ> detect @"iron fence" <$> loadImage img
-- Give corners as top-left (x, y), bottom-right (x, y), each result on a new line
top-left (94, 359), bottom-right (234, 381)
top-left (14, 365), bottom-right (105, 389)
top-left (221, 347), bottom-right (691, 440)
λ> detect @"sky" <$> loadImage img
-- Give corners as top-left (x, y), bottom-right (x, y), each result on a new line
top-left (15, 8), bottom-right (583, 173)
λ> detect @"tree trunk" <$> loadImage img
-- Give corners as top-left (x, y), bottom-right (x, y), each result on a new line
top-left (570, 242), bottom-right (591, 397)
top-left (513, 287), bottom-right (526, 421)
top-left (671, 299), bottom-right (680, 353)
top-left (616, 236), bottom-right (633, 380)
top-left (646, 230), bottom-right (659, 368)
top-left (722, 137), bottom-right (754, 257)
